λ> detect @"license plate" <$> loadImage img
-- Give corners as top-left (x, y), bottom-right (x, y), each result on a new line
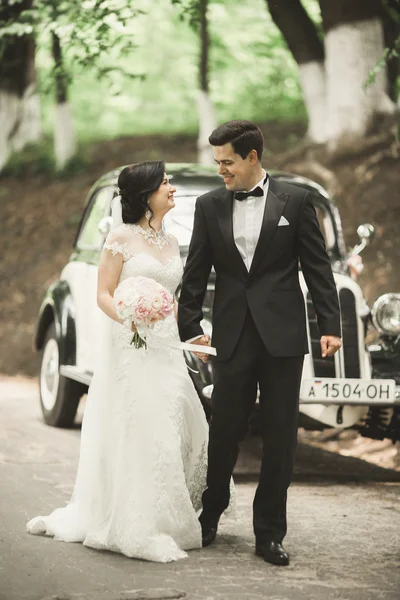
top-left (300, 378), bottom-right (396, 404)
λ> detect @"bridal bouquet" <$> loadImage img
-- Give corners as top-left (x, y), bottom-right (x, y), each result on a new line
top-left (113, 276), bottom-right (174, 349)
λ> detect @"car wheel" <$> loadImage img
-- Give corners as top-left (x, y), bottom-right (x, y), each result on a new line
top-left (39, 323), bottom-right (86, 427)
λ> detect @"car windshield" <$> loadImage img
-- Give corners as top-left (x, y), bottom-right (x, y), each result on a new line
top-left (315, 204), bottom-right (336, 252)
top-left (163, 195), bottom-right (197, 247)
top-left (164, 194), bottom-right (339, 255)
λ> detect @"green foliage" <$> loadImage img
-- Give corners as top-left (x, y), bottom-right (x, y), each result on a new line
top-left (0, 0), bottom-right (36, 47)
top-left (209, 1), bottom-right (305, 123)
top-left (34, 0), bottom-right (305, 142)
top-left (365, 0), bottom-right (400, 94)
top-left (2, 0), bottom-right (310, 154)
top-left (1, 139), bottom-right (54, 177)
top-left (382, 0), bottom-right (400, 24)
top-left (171, 0), bottom-right (201, 29)
top-left (1, 137), bottom-right (88, 178)
top-left (365, 42), bottom-right (400, 89)
top-left (36, 0), bottom-right (141, 74)
top-left (1, 0), bottom-right (143, 93)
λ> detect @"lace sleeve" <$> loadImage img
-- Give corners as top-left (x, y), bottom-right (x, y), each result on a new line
top-left (103, 229), bottom-right (132, 262)
top-left (103, 241), bottom-right (132, 262)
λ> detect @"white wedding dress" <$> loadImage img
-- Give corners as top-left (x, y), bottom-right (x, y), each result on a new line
top-left (26, 223), bottom-right (210, 562)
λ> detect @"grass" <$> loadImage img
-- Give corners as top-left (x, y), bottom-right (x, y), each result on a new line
top-left (1, 138), bottom-right (89, 179)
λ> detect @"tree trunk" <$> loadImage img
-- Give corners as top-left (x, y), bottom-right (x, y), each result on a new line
top-left (197, 0), bottom-right (216, 165)
top-left (0, 0), bottom-right (41, 172)
top-left (382, 0), bottom-right (400, 103)
top-left (319, 0), bottom-right (396, 150)
top-left (52, 32), bottom-right (76, 170)
top-left (266, 0), bottom-right (327, 143)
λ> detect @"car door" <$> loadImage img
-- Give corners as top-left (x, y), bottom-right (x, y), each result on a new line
top-left (62, 186), bottom-right (114, 373)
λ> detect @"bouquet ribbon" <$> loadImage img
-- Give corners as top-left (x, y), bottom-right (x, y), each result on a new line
top-left (148, 335), bottom-right (217, 357)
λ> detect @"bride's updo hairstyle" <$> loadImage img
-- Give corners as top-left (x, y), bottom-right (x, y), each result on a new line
top-left (117, 161), bottom-right (165, 228)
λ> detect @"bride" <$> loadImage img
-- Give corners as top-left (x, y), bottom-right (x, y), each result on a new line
top-left (26, 161), bottom-right (214, 562)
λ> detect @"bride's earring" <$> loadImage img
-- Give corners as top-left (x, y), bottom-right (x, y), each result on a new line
top-left (145, 207), bottom-right (152, 221)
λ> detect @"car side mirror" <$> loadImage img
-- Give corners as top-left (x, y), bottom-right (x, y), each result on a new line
top-left (357, 223), bottom-right (375, 244)
top-left (98, 216), bottom-right (113, 235)
top-left (349, 223), bottom-right (375, 258)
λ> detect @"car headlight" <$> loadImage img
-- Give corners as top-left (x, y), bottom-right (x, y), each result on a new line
top-left (371, 293), bottom-right (400, 335)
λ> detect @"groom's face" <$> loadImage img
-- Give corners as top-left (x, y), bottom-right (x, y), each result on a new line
top-left (213, 143), bottom-right (257, 192)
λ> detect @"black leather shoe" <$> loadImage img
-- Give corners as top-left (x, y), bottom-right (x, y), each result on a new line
top-left (255, 541), bottom-right (290, 566)
top-left (200, 522), bottom-right (218, 547)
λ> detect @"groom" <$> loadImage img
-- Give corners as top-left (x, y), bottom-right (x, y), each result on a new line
top-left (178, 120), bottom-right (341, 566)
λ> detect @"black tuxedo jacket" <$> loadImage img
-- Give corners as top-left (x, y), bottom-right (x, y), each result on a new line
top-left (178, 177), bottom-right (341, 361)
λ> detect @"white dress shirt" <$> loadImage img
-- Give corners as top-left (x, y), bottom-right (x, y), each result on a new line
top-left (186, 170), bottom-right (268, 343)
top-left (233, 170), bottom-right (268, 270)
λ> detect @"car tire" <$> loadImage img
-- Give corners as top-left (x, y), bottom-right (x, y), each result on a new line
top-left (39, 323), bottom-right (86, 427)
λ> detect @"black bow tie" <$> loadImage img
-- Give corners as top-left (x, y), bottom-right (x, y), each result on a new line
top-left (235, 187), bottom-right (264, 201)
top-left (234, 175), bottom-right (268, 201)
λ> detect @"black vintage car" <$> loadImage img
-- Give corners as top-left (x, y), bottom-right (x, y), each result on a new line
top-left (35, 164), bottom-right (400, 440)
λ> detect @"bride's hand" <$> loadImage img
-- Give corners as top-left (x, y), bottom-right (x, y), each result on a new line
top-left (131, 322), bottom-right (137, 333)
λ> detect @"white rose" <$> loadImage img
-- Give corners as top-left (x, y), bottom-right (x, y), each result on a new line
top-left (151, 296), bottom-right (163, 310)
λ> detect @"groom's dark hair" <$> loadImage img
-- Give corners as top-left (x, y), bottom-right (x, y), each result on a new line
top-left (209, 120), bottom-right (264, 161)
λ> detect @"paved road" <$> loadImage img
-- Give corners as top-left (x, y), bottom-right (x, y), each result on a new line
top-left (1, 377), bottom-right (399, 600)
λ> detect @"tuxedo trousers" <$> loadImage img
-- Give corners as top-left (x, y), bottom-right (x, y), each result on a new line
top-left (201, 311), bottom-right (304, 543)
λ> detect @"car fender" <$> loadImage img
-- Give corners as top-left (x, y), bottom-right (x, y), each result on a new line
top-left (35, 280), bottom-right (77, 366)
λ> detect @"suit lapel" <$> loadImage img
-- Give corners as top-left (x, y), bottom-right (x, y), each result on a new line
top-left (249, 178), bottom-right (289, 275)
top-left (212, 189), bottom-right (248, 277)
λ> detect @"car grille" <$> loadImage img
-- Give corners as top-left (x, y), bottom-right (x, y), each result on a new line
top-left (339, 288), bottom-right (361, 377)
top-left (306, 288), bottom-right (360, 378)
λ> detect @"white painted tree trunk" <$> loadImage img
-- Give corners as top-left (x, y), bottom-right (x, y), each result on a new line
top-left (0, 85), bottom-right (41, 171)
top-left (54, 101), bottom-right (77, 170)
top-left (298, 61), bottom-right (328, 144)
top-left (13, 84), bottom-right (41, 151)
top-left (324, 18), bottom-right (396, 150)
top-left (0, 92), bottom-right (19, 171)
top-left (197, 90), bottom-right (216, 165)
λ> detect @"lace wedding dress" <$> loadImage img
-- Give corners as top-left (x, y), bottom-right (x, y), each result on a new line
top-left (26, 223), bottom-right (210, 562)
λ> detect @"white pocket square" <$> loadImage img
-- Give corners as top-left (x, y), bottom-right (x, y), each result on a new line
top-left (278, 216), bottom-right (289, 226)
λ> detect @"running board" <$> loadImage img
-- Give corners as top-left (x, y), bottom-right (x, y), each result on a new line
top-left (60, 365), bottom-right (93, 386)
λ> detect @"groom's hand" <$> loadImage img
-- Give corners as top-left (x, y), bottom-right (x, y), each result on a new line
top-left (320, 335), bottom-right (342, 358)
top-left (191, 335), bottom-right (211, 363)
